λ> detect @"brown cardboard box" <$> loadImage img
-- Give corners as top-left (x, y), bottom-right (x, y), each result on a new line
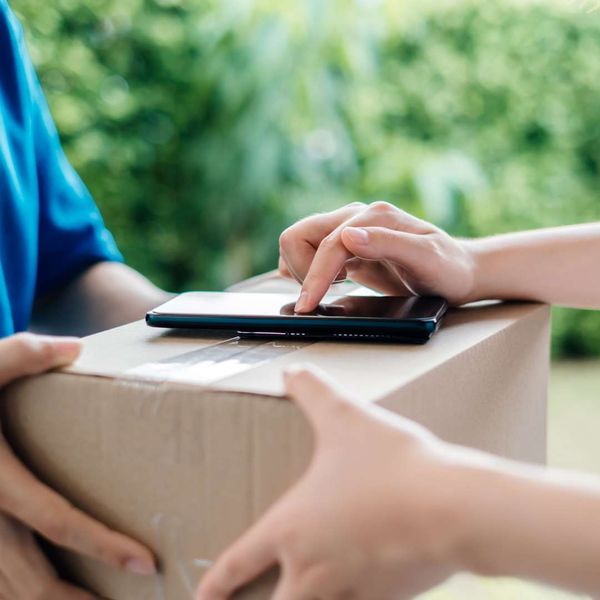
top-left (0, 274), bottom-right (550, 600)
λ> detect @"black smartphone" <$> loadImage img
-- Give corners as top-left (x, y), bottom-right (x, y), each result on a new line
top-left (146, 292), bottom-right (448, 344)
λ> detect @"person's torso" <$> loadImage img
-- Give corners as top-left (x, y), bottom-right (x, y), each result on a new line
top-left (0, 4), bottom-right (41, 335)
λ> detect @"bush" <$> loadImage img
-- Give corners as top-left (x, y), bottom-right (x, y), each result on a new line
top-left (371, 1), bottom-right (600, 357)
top-left (13, 0), bottom-right (373, 290)
top-left (11, 0), bottom-right (600, 356)
top-left (375, 1), bottom-right (600, 234)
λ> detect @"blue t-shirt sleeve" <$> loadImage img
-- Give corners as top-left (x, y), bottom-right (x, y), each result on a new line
top-left (13, 14), bottom-right (123, 299)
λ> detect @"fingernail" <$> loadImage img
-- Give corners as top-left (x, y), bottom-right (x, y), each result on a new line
top-left (344, 227), bottom-right (369, 245)
top-left (295, 291), bottom-right (311, 313)
top-left (125, 557), bottom-right (157, 576)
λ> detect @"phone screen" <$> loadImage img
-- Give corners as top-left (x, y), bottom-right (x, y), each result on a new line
top-left (151, 292), bottom-right (445, 321)
top-left (147, 292), bottom-right (448, 343)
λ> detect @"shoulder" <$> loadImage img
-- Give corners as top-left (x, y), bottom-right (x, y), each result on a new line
top-left (0, 0), bottom-right (35, 138)
top-left (0, 1), bottom-right (11, 20)
top-left (0, 1), bottom-right (24, 43)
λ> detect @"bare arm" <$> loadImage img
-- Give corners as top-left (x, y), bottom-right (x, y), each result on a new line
top-left (197, 367), bottom-right (600, 599)
top-left (31, 262), bottom-right (173, 337)
top-left (458, 458), bottom-right (600, 595)
top-left (469, 223), bottom-right (600, 308)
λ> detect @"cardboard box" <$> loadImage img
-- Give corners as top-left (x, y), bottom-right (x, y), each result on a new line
top-left (0, 274), bottom-right (550, 600)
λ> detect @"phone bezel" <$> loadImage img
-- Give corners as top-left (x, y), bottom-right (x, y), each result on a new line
top-left (145, 293), bottom-right (448, 344)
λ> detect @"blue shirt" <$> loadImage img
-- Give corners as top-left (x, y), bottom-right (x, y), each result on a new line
top-left (0, 0), bottom-right (122, 336)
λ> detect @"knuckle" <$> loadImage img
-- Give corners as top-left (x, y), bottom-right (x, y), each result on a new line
top-left (369, 200), bottom-right (396, 215)
top-left (346, 201), bottom-right (366, 211)
top-left (278, 228), bottom-right (294, 251)
top-left (319, 232), bottom-right (340, 251)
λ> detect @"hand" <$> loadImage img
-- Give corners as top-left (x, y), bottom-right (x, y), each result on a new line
top-left (278, 201), bottom-right (477, 312)
top-left (0, 333), bottom-right (156, 599)
top-left (0, 513), bottom-right (100, 599)
top-left (196, 365), bottom-right (468, 600)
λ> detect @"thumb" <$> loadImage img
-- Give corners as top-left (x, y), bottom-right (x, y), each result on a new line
top-left (341, 226), bottom-right (428, 269)
top-left (283, 365), bottom-right (353, 436)
top-left (0, 333), bottom-right (81, 388)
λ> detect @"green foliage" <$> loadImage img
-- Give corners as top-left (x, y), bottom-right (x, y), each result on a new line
top-left (13, 0), bottom-right (373, 290)
top-left (373, 1), bottom-right (600, 358)
top-left (376, 1), bottom-right (600, 235)
top-left (10, 0), bottom-right (600, 356)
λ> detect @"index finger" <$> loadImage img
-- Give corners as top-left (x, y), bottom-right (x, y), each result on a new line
top-left (196, 516), bottom-right (278, 600)
top-left (294, 234), bottom-right (353, 313)
top-left (279, 203), bottom-right (366, 285)
top-left (295, 202), bottom-right (426, 312)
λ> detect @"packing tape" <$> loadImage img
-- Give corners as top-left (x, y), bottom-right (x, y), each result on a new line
top-left (126, 337), bottom-right (310, 385)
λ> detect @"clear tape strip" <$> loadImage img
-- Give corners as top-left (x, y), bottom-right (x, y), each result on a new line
top-left (126, 337), bottom-right (310, 385)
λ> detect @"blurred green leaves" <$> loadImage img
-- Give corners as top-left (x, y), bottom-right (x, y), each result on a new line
top-left (14, 0), bottom-right (374, 290)
top-left (11, 0), bottom-right (600, 356)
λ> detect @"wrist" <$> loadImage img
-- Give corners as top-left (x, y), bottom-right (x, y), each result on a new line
top-left (417, 442), bottom-right (600, 596)
top-left (391, 442), bottom-right (497, 574)
top-left (461, 233), bottom-right (538, 304)
top-left (443, 451), bottom-right (541, 580)
top-left (449, 459), bottom-right (506, 576)
top-left (460, 238), bottom-right (493, 303)
top-left (418, 446), bottom-right (516, 576)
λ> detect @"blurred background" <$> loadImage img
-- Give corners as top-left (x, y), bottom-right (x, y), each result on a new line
top-left (11, 0), bottom-right (599, 597)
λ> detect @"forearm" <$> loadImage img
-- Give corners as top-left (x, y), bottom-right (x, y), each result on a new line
top-left (452, 453), bottom-right (600, 595)
top-left (31, 262), bottom-right (173, 337)
top-left (467, 223), bottom-right (600, 308)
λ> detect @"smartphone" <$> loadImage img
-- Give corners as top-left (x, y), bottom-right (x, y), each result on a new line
top-left (146, 292), bottom-right (448, 344)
